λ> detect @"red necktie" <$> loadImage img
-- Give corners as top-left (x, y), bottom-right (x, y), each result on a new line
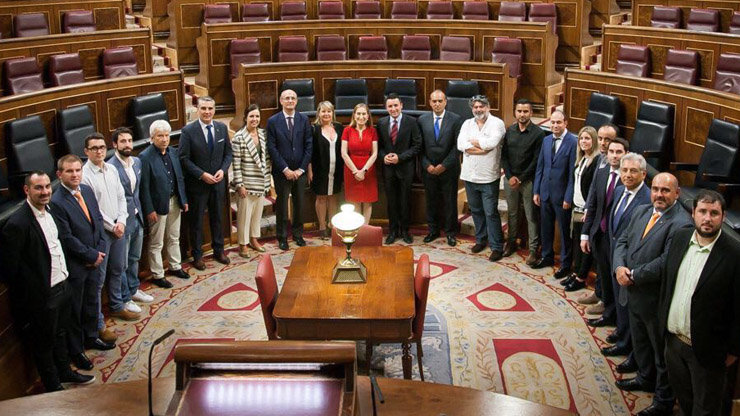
top-left (390, 119), bottom-right (398, 145)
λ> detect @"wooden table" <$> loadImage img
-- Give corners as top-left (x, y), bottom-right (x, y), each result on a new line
top-left (273, 246), bottom-right (416, 379)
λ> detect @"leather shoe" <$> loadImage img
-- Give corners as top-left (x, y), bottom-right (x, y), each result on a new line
top-left (615, 377), bottom-right (655, 393)
top-left (167, 269), bottom-right (190, 279)
top-left (446, 235), bottom-right (457, 246)
top-left (616, 356), bottom-right (638, 374)
top-left (423, 232), bottom-right (440, 243)
top-left (471, 242), bottom-right (487, 253)
top-left (85, 337), bottom-right (115, 351)
top-left (553, 268), bottom-right (570, 279)
top-left (564, 279), bottom-right (586, 292)
top-left (587, 316), bottom-right (616, 327)
top-left (606, 331), bottom-right (620, 344)
top-left (99, 328), bottom-right (118, 343)
top-left (151, 277), bottom-right (173, 289)
top-left (59, 370), bottom-right (95, 385)
top-left (401, 233), bottom-right (413, 244)
top-left (278, 239), bottom-right (289, 251)
top-left (214, 252), bottom-right (230, 265)
top-left (192, 259), bottom-right (206, 270)
top-left (47, 384), bottom-right (64, 392)
top-left (385, 233), bottom-right (398, 245)
top-left (72, 353), bottom-right (93, 370)
top-left (294, 236), bottom-right (306, 247)
top-left (636, 403), bottom-right (673, 416)
top-left (602, 345), bottom-right (630, 357)
top-left (531, 258), bottom-right (554, 269)
top-left (525, 253), bottom-right (539, 266)
top-left (560, 274), bottom-right (576, 286)
top-left (489, 250), bottom-right (503, 262)
top-left (502, 243), bottom-right (518, 257)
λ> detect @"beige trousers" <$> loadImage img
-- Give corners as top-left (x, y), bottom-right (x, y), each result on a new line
top-left (236, 193), bottom-right (265, 245)
top-left (148, 196), bottom-right (182, 278)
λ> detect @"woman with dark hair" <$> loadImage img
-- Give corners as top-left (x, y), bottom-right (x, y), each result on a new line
top-left (341, 103), bottom-right (378, 224)
top-left (231, 104), bottom-right (271, 257)
top-left (308, 101), bottom-right (344, 239)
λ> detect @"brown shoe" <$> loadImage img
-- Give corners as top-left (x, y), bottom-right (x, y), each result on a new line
top-left (577, 291), bottom-right (599, 305)
top-left (585, 301), bottom-right (605, 315)
top-left (248, 241), bottom-right (266, 252)
top-left (238, 245), bottom-right (250, 258)
top-left (99, 328), bottom-right (118, 343)
top-left (110, 309), bottom-right (140, 321)
top-left (192, 259), bottom-right (206, 270)
top-left (214, 252), bottom-right (230, 265)
top-left (502, 243), bottom-right (518, 257)
top-left (525, 253), bottom-right (539, 266)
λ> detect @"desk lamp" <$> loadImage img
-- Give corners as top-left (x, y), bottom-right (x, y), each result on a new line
top-left (330, 204), bottom-right (367, 283)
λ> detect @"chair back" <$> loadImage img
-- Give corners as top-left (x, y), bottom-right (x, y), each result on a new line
top-left (730, 12), bottom-right (740, 34)
top-left (686, 8), bottom-right (720, 32)
top-left (331, 224), bottom-right (384, 247)
top-left (695, 119), bottom-right (740, 189)
top-left (498, 1), bottom-right (526, 21)
top-left (631, 101), bottom-right (674, 171)
top-left (13, 13), bottom-right (49, 37)
top-left (334, 79), bottom-right (368, 112)
top-left (462, 1), bottom-right (489, 20)
top-left (203, 4), bottom-right (233, 23)
top-left (615, 44), bottom-right (650, 77)
top-left (62, 10), bottom-right (95, 33)
top-left (131, 93), bottom-right (171, 143)
top-left (255, 254), bottom-right (279, 340)
top-left (583, 92), bottom-right (621, 129)
top-left (357, 36), bottom-right (387, 60)
top-left (426, 1), bottom-right (453, 19)
top-left (278, 35), bottom-right (309, 62)
top-left (319, 1), bottom-right (345, 19)
top-left (230, 38), bottom-right (261, 77)
top-left (281, 79), bottom-right (315, 113)
top-left (385, 79), bottom-right (417, 110)
top-left (650, 6), bottom-right (681, 28)
top-left (59, 105), bottom-right (96, 158)
top-left (280, 1), bottom-right (307, 20)
top-left (445, 80), bottom-right (479, 120)
top-left (49, 53), bottom-right (85, 87)
top-left (102, 46), bottom-right (138, 79)
top-left (664, 49), bottom-right (699, 85)
top-left (491, 37), bottom-right (522, 78)
top-left (401, 35), bottom-right (431, 61)
top-left (528, 3), bottom-right (557, 34)
top-left (391, 1), bottom-right (417, 19)
top-left (354, 1), bottom-right (381, 18)
top-left (713, 53), bottom-right (740, 94)
top-left (412, 254), bottom-right (431, 338)
top-left (317, 35), bottom-right (347, 60)
top-left (6, 115), bottom-right (55, 179)
top-left (242, 3), bottom-right (270, 21)
top-left (440, 36), bottom-right (471, 61)
top-left (4, 57), bottom-right (43, 95)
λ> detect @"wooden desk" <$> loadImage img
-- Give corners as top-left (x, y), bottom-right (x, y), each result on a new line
top-left (273, 246), bottom-right (416, 379)
top-left (0, 0), bottom-right (124, 38)
top-left (632, 0), bottom-right (740, 31)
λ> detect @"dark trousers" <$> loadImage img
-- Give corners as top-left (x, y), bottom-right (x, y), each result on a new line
top-left (540, 199), bottom-right (572, 269)
top-left (187, 183), bottom-right (225, 259)
top-left (26, 281), bottom-right (72, 390)
top-left (274, 173), bottom-right (306, 240)
top-left (422, 168), bottom-right (458, 236)
top-left (613, 273), bottom-right (632, 349)
top-left (592, 231), bottom-right (614, 316)
top-left (630, 303), bottom-right (674, 407)
top-left (384, 171), bottom-right (413, 235)
top-left (67, 270), bottom-right (98, 350)
top-left (571, 220), bottom-right (593, 278)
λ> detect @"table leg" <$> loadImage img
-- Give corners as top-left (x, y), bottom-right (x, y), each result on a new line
top-left (402, 342), bottom-right (412, 380)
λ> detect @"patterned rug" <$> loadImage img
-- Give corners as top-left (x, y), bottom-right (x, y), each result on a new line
top-left (81, 232), bottom-right (652, 415)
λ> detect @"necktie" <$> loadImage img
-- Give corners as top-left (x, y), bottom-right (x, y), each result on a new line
top-left (391, 119), bottom-right (398, 145)
top-left (612, 190), bottom-right (631, 231)
top-left (434, 116), bottom-right (441, 141)
top-left (287, 116), bottom-right (294, 137)
top-left (642, 212), bottom-right (661, 239)
top-left (206, 125), bottom-right (214, 153)
top-left (600, 171), bottom-right (618, 232)
top-left (551, 137), bottom-right (561, 158)
top-left (74, 192), bottom-right (91, 223)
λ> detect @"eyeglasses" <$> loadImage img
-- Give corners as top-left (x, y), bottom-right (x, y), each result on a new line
top-left (86, 145), bottom-right (107, 152)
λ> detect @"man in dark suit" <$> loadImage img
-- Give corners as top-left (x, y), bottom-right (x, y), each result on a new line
top-left (418, 90), bottom-right (461, 246)
top-left (1, 171), bottom-right (95, 391)
top-left (179, 96), bottom-right (233, 269)
top-left (532, 110), bottom-right (577, 277)
top-left (50, 155), bottom-right (112, 356)
top-left (267, 89), bottom-right (313, 251)
top-left (612, 172), bottom-right (692, 416)
top-left (659, 190), bottom-right (740, 416)
top-left (378, 93), bottom-right (422, 244)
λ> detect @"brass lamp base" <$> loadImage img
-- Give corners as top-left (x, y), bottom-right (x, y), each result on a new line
top-left (332, 258), bottom-right (367, 283)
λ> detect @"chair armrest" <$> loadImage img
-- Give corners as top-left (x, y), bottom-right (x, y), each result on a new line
top-left (670, 162), bottom-right (699, 172)
top-left (715, 183), bottom-right (740, 195)
top-left (641, 150), bottom-right (663, 158)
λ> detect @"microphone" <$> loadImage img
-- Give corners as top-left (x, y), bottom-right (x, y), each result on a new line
top-left (148, 329), bottom-right (175, 416)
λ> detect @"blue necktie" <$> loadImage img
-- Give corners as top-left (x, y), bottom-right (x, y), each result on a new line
top-left (206, 125), bottom-right (214, 153)
top-left (434, 116), bottom-right (441, 141)
top-left (612, 190), bottom-right (631, 230)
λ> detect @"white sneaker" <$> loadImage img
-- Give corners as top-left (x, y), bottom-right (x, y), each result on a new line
top-left (132, 290), bottom-right (154, 303)
top-left (125, 300), bottom-right (142, 313)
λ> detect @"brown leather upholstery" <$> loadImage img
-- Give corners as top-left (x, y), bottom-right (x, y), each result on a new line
top-left (242, 3), bottom-right (270, 21)
top-left (615, 44), bottom-right (650, 77)
top-left (3, 57), bottom-right (43, 95)
top-left (357, 36), bottom-right (387, 60)
top-left (730, 12), bottom-right (740, 35)
top-left (280, 1), bottom-right (307, 20)
top-left (316, 35), bottom-right (347, 60)
top-left (650, 6), bottom-right (681, 29)
top-left (62, 10), bottom-right (95, 33)
top-left (48, 53), bottom-right (85, 86)
top-left (230, 38), bottom-right (260, 77)
top-left (528, 3), bottom-right (557, 34)
top-left (354, 1), bottom-right (381, 18)
top-left (426, 1), bottom-right (454, 19)
top-left (713, 53), bottom-right (740, 94)
top-left (401, 35), bottom-right (431, 60)
top-left (278, 35), bottom-right (309, 62)
top-left (255, 254), bottom-right (279, 340)
top-left (13, 13), bottom-right (49, 38)
top-left (102, 46), bottom-right (138, 79)
top-left (412, 253), bottom-right (431, 381)
top-left (492, 37), bottom-right (523, 78)
top-left (319, 1), bottom-right (345, 19)
top-left (664, 49), bottom-right (699, 85)
top-left (440, 36), bottom-right (471, 61)
top-left (462, 1), bottom-right (489, 20)
top-left (498, 1), bottom-right (526, 21)
top-left (331, 224), bottom-right (383, 246)
top-left (203, 4), bottom-right (233, 23)
top-left (391, 1), bottom-right (417, 19)
top-left (686, 8), bottom-right (720, 32)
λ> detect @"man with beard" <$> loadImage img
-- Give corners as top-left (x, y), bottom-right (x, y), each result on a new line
top-left (659, 189), bottom-right (740, 416)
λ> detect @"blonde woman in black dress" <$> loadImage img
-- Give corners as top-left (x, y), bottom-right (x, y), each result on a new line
top-left (308, 101), bottom-right (344, 239)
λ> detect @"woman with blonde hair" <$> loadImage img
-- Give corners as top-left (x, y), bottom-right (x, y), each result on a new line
top-left (341, 103), bottom-right (378, 224)
top-left (308, 101), bottom-right (344, 239)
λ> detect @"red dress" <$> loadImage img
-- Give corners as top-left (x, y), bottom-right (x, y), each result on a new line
top-left (342, 126), bottom-right (378, 203)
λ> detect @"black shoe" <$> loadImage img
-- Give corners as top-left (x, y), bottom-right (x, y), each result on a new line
top-left (47, 384), bottom-right (64, 392)
top-left (531, 258), bottom-right (554, 269)
top-left (616, 356), bottom-right (638, 374)
top-left (85, 337), bottom-right (115, 351)
top-left (615, 377), bottom-right (655, 393)
top-left (278, 239), bottom-right (289, 251)
top-left (152, 277), bottom-right (173, 289)
top-left (636, 403), bottom-right (673, 416)
top-left (167, 269), bottom-right (190, 279)
top-left (606, 331), bottom-right (620, 344)
top-left (446, 235), bottom-right (457, 246)
top-left (59, 370), bottom-right (95, 385)
top-left (560, 274), bottom-right (576, 286)
top-left (502, 243), bottom-right (518, 257)
top-left (587, 316), bottom-right (616, 328)
top-left (564, 279), bottom-right (586, 292)
top-left (471, 242), bottom-right (487, 253)
top-left (401, 233), bottom-right (413, 244)
top-left (489, 250), bottom-right (503, 262)
top-left (294, 236), bottom-right (306, 247)
top-left (554, 268), bottom-right (571, 279)
top-left (385, 232), bottom-right (398, 245)
top-left (423, 232), bottom-right (440, 243)
top-left (602, 345), bottom-right (630, 357)
top-left (72, 353), bottom-right (93, 371)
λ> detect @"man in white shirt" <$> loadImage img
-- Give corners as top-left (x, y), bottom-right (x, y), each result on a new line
top-left (457, 95), bottom-right (507, 262)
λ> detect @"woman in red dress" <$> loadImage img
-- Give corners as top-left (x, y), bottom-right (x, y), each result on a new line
top-left (341, 103), bottom-right (378, 224)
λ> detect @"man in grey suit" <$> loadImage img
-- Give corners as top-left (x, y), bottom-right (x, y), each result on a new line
top-left (418, 90), bottom-right (462, 246)
top-left (612, 172), bottom-right (692, 416)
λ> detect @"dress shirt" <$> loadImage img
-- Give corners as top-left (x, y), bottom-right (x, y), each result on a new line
top-left (605, 167), bottom-right (619, 194)
top-left (114, 152), bottom-right (137, 193)
top-left (198, 119), bottom-right (215, 146)
top-left (457, 114), bottom-right (507, 184)
top-left (323, 131), bottom-right (337, 195)
top-left (612, 181), bottom-right (645, 216)
top-left (82, 160), bottom-right (127, 232)
top-left (388, 113), bottom-right (403, 136)
top-left (159, 149), bottom-right (177, 196)
top-left (667, 230), bottom-right (721, 339)
top-left (28, 200), bottom-right (68, 287)
top-left (551, 129), bottom-right (568, 155)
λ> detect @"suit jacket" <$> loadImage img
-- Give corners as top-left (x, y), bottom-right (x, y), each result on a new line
top-left (108, 155), bottom-right (144, 227)
top-left (607, 183), bottom-right (651, 248)
top-left (658, 228), bottom-right (740, 368)
top-left (139, 144), bottom-right (188, 216)
top-left (266, 111), bottom-right (313, 175)
top-left (418, 111), bottom-right (462, 173)
top-left (179, 119), bottom-right (233, 192)
top-left (377, 114), bottom-right (422, 179)
top-left (583, 164), bottom-right (622, 241)
top-left (612, 202), bottom-right (692, 309)
top-left (533, 131), bottom-right (577, 204)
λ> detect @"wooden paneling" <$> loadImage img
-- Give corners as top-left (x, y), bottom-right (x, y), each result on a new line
top-left (0, 0), bottom-right (124, 38)
top-left (590, 0), bottom-right (620, 33)
top-left (601, 24), bottom-right (740, 88)
top-left (632, 0), bottom-right (740, 31)
top-left (196, 20), bottom-right (559, 108)
top-left (0, 28), bottom-right (153, 97)
top-left (144, 0), bottom-right (171, 32)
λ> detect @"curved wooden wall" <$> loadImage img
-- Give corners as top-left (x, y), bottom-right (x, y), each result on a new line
top-left (631, 0), bottom-right (740, 31)
top-left (0, 0), bottom-right (125, 38)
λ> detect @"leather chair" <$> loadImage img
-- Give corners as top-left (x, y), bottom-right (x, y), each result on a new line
top-left (6, 115), bottom-right (56, 182)
top-left (713, 53), bottom-right (740, 94)
top-left (650, 6), bottom-right (681, 29)
top-left (316, 35), bottom-right (347, 60)
top-left (230, 38), bottom-right (260, 77)
top-left (48, 53), bottom-right (85, 87)
top-left (686, 8), bottom-right (720, 32)
top-left (384, 79), bottom-right (420, 114)
top-left (498, 1), bottom-right (526, 21)
top-left (255, 253), bottom-right (279, 340)
top-left (130, 93), bottom-right (177, 149)
top-left (278, 35), bottom-right (309, 62)
top-left (357, 36), bottom-right (387, 60)
top-left (730, 12), bottom-right (740, 35)
top-left (0, 168), bottom-right (23, 221)
top-left (281, 79), bottom-right (315, 115)
top-left (528, 3), bottom-right (557, 34)
top-left (62, 10), bottom-right (95, 33)
top-left (102, 46), bottom-right (138, 78)
top-left (3, 57), bottom-right (43, 95)
top-left (58, 105), bottom-right (96, 158)
top-left (401, 35), bottom-right (431, 60)
top-left (462, 1), bottom-right (489, 20)
top-left (319, 1), bottom-right (345, 19)
top-left (13, 13), bottom-right (49, 37)
top-left (630, 101), bottom-right (674, 171)
top-left (242, 3), bottom-right (270, 21)
top-left (334, 78), bottom-right (368, 116)
top-left (445, 80), bottom-right (479, 120)
top-left (615, 44), bottom-right (650, 77)
top-left (331, 224), bottom-right (383, 246)
top-left (491, 37), bottom-right (523, 79)
top-left (440, 36), bottom-right (472, 61)
top-left (583, 92), bottom-right (621, 129)
top-left (280, 1), bottom-right (307, 20)
top-left (203, 4), bottom-right (233, 23)
top-left (391, 1), bottom-right (417, 19)
top-left (663, 49), bottom-right (699, 85)
top-left (354, 1), bottom-right (382, 18)
top-left (426, 1), bottom-right (454, 19)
